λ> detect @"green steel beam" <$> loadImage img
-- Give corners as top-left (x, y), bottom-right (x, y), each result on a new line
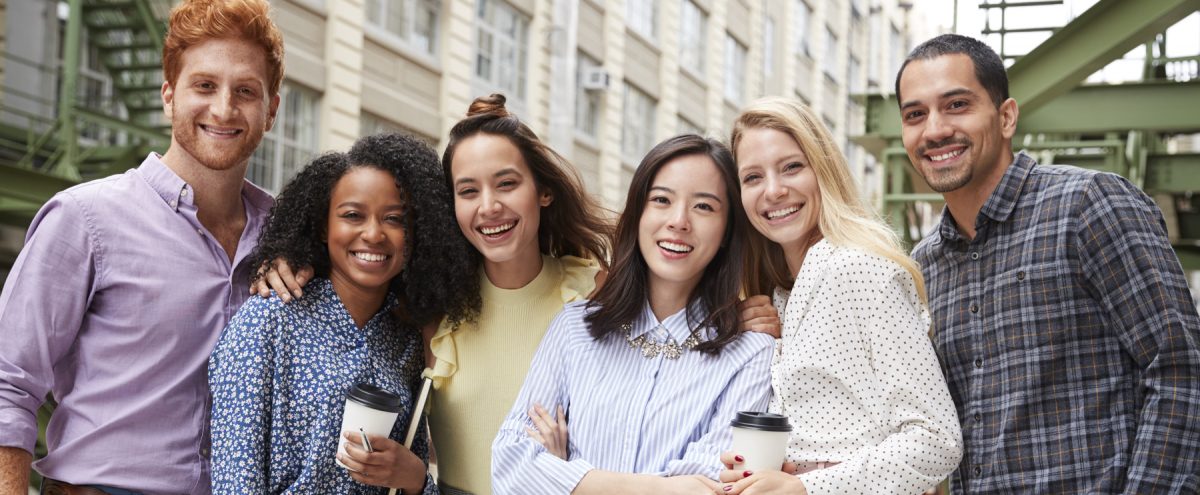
top-left (1006, 0), bottom-right (1200, 114)
top-left (0, 164), bottom-right (78, 206)
top-left (57, 0), bottom-right (83, 180)
top-left (133, 0), bottom-right (165, 53)
top-left (1173, 244), bottom-right (1200, 271)
top-left (1144, 153), bottom-right (1200, 194)
top-left (1020, 81), bottom-right (1200, 133)
top-left (74, 107), bottom-right (169, 144)
top-left (866, 80), bottom-right (1200, 139)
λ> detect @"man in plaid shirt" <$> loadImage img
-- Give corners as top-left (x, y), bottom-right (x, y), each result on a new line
top-left (896, 34), bottom-right (1200, 493)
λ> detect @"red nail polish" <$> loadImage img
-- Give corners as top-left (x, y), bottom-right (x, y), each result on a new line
top-left (743, 470), bottom-right (753, 478)
top-left (734, 455), bottom-right (744, 462)
top-left (724, 486), bottom-right (732, 492)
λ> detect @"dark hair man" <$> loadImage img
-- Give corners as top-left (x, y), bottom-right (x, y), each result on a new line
top-left (897, 33), bottom-right (1200, 493)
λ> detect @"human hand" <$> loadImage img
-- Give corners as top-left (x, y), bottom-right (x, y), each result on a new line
top-left (720, 470), bottom-right (806, 495)
top-left (250, 258), bottom-right (313, 302)
top-left (338, 431), bottom-right (426, 493)
top-left (525, 403), bottom-right (569, 459)
top-left (738, 295), bottom-right (780, 338)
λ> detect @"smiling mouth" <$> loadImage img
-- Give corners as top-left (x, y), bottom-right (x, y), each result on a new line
top-left (352, 251), bottom-right (390, 262)
top-left (479, 221), bottom-right (516, 236)
top-left (200, 124), bottom-right (243, 136)
top-left (657, 241), bottom-right (693, 253)
top-left (765, 205), bottom-right (800, 220)
top-left (927, 148), bottom-right (965, 162)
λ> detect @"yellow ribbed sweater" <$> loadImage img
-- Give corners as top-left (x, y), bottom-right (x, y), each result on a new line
top-left (425, 255), bottom-right (598, 495)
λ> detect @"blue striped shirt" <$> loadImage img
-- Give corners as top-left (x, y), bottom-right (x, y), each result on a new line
top-left (491, 300), bottom-right (774, 495)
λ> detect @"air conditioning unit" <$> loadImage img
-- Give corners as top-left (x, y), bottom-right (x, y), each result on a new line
top-left (581, 67), bottom-right (610, 90)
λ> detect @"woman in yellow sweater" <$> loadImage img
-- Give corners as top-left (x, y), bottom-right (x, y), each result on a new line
top-left (254, 94), bottom-right (613, 495)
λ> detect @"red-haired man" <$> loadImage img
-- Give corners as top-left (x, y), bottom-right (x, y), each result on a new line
top-left (0, 1), bottom-right (283, 493)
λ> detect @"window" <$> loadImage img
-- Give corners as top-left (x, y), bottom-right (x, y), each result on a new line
top-left (365, 0), bottom-right (440, 56)
top-left (627, 0), bottom-right (657, 40)
top-left (678, 116), bottom-right (703, 136)
top-left (848, 55), bottom-right (862, 94)
top-left (622, 83), bottom-right (656, 163)
top-left (575, 52), bottom-right (603, 138)
top-left (763, 16), bottom-right (776, 79)
top-left (360, 112), bottom-right (434, 146)
top-left (823, 26), bottom-right (838, 81)
top-left (679, 0), bottom-right (706, 76)
top-left (248, 83), bottom-right (319, 194)
top-left (475, 0), bottom-right (529, 100)
top-left (724, 34), bottom-right (747, 104)
top-left (793, 0), bottom-right (812, 56)
top-left (889, 25), bottom-right (903, 85)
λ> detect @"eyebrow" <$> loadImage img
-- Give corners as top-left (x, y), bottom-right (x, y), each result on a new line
top-left (335, 201), bottom-right (405, 210)
top-left (454, 167), bottom-right (521, 186)
top-left (900, 87), bottom-right (976, 111)
top-left (649, 185), bottom-right (723, 204)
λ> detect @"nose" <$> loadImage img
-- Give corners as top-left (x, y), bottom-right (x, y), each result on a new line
top-left (361, 218), bottom-right (386, 243)
top-left (480, 188), bottom-right (503, 216)
top-left (666, 204), bottom-right (690, 232)
top-left (923, 111), bottom-right (953, 143)
top-left (765, 174), bottom-right (788, 201)
top-left (210, 88), bottom-right (237, 122)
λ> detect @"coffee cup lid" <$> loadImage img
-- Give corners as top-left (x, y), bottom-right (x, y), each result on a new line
top-left (730, 411), bottom-right (792, 432)
top-left (347, 383), bottom-right (403, 412)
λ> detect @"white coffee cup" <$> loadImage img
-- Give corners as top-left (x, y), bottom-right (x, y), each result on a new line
top-left (730, 411), bottom-right (792, 472)
top-left (335, 383), bottom-right (403, 468)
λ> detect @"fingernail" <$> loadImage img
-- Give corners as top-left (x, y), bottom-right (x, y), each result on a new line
top-left (293, 289), bottom-right (302, 298)
top-left (724, 486), bottom-right (732, 492)
top-left (743, 470), bottom-right (752, 478)
top-left (734, 455), bottom-right (744, 462)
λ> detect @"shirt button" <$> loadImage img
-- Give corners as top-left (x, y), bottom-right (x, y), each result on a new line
top-left (1017, 271), bottom-right (1026, 281)
top-left (200, 447), bottom-right (210, 457)
top-left (970, 251), bottom-right (980, 260)
top-left (974, 412), bottom-right (981, 422)
top-left (170, 199), bottom-right (178, 208)
top-left (974, 358), bottom-right (983, 369)
top-left (969, 303), bottom-right (979, 313)
top-left (973, 465), bottom-right (982, 476)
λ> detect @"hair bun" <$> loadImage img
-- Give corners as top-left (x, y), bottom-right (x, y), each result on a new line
top-left (467, 94), bottom-right (509, 118)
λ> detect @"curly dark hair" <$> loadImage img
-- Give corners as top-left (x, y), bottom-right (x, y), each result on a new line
top-left (249, 132), bottom-right (481, 327)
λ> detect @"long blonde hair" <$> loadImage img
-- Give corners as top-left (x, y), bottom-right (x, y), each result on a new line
top-left (731, 96), bottom-right (927, 302)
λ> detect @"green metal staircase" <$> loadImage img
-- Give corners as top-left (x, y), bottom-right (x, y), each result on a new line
top-left (0, 0), bottom-right (171, 229)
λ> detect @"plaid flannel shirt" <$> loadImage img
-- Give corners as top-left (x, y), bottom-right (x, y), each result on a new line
top-left (914, 152), bottom-right (1200, 494)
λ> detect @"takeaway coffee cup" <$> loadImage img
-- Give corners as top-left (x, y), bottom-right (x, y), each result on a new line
top-left (335, 383), bottom-right (403, 468)
top-left (730, 411), bottom-right (792, 472)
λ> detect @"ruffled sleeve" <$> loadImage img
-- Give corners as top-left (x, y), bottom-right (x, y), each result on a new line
top-left (556, 255), bottom-right (601, 303)
top-left (423, 316), bottom-right (464, 389)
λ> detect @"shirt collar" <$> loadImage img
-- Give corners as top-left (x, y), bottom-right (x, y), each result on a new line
top-left (935, 151), bottom-right (1037, 243)
top-left (135, 152), bottom-right (274, 215)
top-left (629, 299), bottom-right (713, 343)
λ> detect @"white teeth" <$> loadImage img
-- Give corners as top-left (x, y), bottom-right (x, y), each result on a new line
top-left (353, 252), bottom-right (388, 262)
top-left (480, 222), bottom-right (515, 235)
top-left (766, 206), bottom-right (799, 219)
top-left (658, 241), bottom-right (693, 253)
top-left (203, 126), bottom-right (239, 135)
top-left (930, 149), bottom-right (964, 161)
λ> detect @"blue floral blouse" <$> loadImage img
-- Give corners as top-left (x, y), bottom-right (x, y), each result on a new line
top-left (209, 278), bottom-right (435, 494)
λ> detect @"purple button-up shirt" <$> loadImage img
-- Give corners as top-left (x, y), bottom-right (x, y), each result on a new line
top-left (0, 153), bottom-right (272, 494)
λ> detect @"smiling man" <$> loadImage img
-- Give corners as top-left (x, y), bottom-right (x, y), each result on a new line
top-left (897, 34), bottom-right (1200, 494)
top-left (0, 1), bottom-right (282, 493)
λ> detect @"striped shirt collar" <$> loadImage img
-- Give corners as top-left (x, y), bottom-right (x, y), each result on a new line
top-left (628, 299), bottom-right (714, 343)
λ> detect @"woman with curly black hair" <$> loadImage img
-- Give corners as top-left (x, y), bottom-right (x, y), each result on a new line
top-left (209, 133), bottom-right (477, 494)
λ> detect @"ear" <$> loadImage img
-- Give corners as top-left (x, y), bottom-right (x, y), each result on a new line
top-left (539, 190), bottom-right (553, 207)
top-left (999, 97), bottom-right (1019, 140)
top-left (265, 93), bottom-right (281, 132)
top-left (161, 81), bottom-right (175, 120)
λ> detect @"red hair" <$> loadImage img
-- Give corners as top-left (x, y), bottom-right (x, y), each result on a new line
top-left (162, 0), bottom-right (285, 97)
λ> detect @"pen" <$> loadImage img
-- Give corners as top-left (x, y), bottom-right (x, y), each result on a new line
top-left (358, 427), bottom-right (373, 453)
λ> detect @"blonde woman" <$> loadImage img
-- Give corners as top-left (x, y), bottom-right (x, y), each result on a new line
top-left (719, 97), bottom-right (962, 495)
